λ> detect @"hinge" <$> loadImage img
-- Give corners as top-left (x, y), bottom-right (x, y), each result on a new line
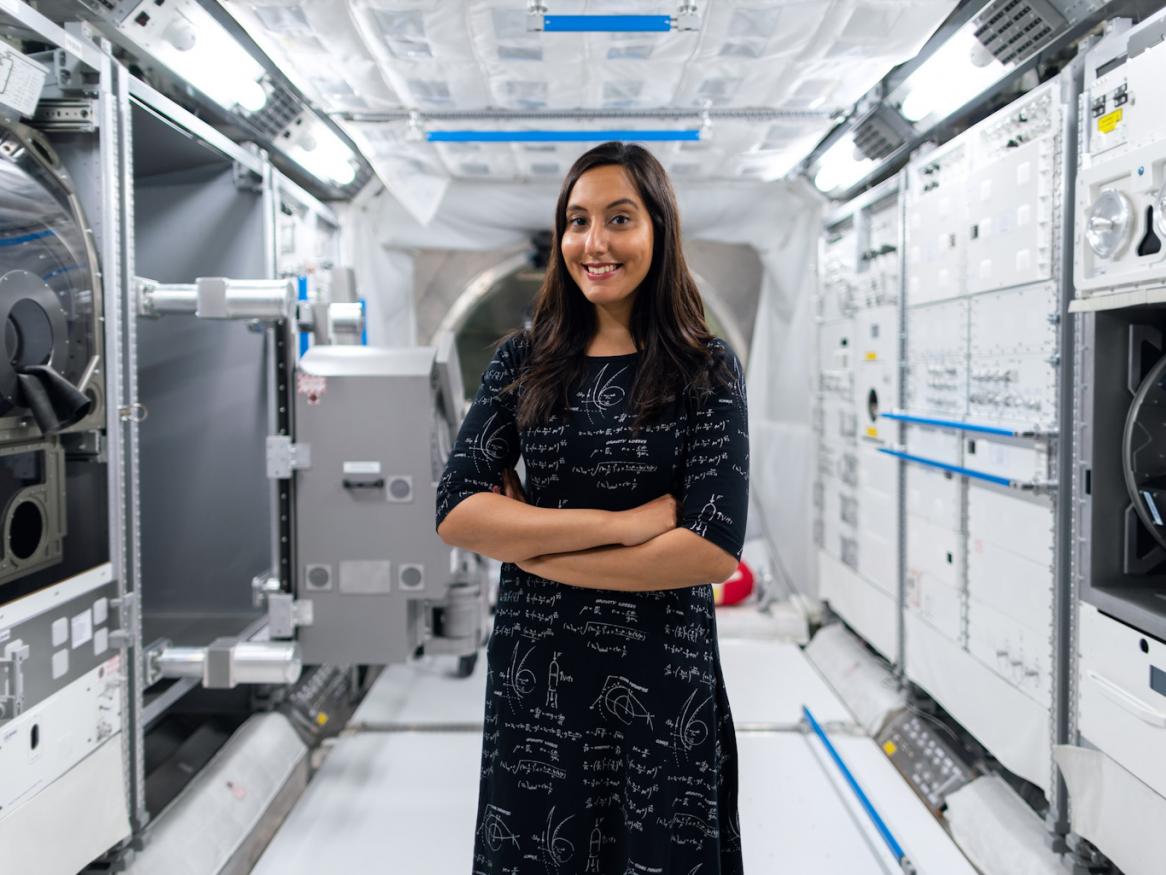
top-left (267, 436), bottom-right (311, 479)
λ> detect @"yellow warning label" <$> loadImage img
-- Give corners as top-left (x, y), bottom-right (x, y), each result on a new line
top-left (1098, 108), bottom-right (1123, 135)
top-left (883, 740), bottom-right (897, 756)
top-left (865, 351), bottom-right (878, 360)
top-left (315, 711), bottom-right (330, 726)
top-left (865, 427), bottom-right (879, 438)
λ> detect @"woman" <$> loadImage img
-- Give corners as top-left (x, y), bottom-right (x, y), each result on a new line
top-left (436, 141), bottom-right (749, 874)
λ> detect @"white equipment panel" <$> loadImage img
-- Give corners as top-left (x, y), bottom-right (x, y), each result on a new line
top-left (898, 75), bottom-right (1071, 796)
top-left (1075, 17), bottom-right (1166, 301)
top-left (814, 178), bottom-right (903, 662)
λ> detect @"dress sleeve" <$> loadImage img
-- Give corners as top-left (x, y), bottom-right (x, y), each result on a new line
top-left (680, 340), bottom-right (750, 563)
top-left (435, 334), bottom-right (525, 533)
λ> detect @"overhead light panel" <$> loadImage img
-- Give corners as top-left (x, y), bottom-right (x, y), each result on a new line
top-left (527, 2), bottom-right (699, 32)
top-left (119, 0), bottom-right (268, 113)
top-left (811, 132), bottom-right (877, 194)
top-left (892, 25), bottom-right (1006, 123)
top-left (889, 0), bottom-right (1078, 126)
top-left (277, 112), bottom-right (359, 187)
top-left (426, 129), bottom-right (701, 143)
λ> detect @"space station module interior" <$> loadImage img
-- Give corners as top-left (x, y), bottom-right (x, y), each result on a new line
top-left (6, 0), bottom-right (1166, 873)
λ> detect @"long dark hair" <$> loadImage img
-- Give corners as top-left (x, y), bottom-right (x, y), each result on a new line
top-left (501, 141), bottom-right (733, 433)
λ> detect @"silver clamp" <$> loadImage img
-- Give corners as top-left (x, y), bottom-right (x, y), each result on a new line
top-left (267, 436), bottom-right (312, 479)
top-left (0, 639), bottom-right (31, 720)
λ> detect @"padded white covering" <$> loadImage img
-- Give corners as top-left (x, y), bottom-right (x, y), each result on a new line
top-left (224, 0), bottom-right (957, 219)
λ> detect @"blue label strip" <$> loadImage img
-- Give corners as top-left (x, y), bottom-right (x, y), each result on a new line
top-left (427, 129), bottom-right (700, 143)
top-left (543, 14), bottom-right (671, 32)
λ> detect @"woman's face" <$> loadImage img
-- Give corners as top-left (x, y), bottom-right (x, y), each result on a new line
top-left (561, 164), bottom-right (654, 310)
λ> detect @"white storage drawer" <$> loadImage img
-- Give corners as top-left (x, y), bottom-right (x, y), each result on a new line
top-left (1078, 603), bottom-right (1166, 799)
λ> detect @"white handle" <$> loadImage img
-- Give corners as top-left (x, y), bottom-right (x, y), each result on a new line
top-left (1087, 670), bottom-right (1166, 728)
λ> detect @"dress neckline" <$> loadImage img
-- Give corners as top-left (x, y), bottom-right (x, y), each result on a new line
top-left (583, 351), bottom-right (640, 360)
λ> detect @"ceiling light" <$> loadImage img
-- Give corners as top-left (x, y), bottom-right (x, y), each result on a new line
top-left (120, 0), bottom-right (268, 114)
top-left (278, 113), bottom-right (359, 187)
top-left (812, 133), bottom-right (876, 194)
top-left (892, 25), bottom-right (1006, 123)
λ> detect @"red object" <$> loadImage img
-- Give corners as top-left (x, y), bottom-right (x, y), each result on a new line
top-left (712, 560), bottom-right (754, 606)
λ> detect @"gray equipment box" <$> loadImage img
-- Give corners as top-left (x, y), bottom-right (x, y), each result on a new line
top-left (292, 344), bottom-right (481, 665)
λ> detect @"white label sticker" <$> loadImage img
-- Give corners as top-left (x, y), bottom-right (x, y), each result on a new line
top-left (71, 609), bottom-right (93, 648)
top-left (61, 32), bottom-right (86, 62)
top-left (343, 461), bottom-right (382, 475)
top-left (52, 648), bottom-right (69, 680)
top-left (93, 597), bottom-right (108, 626)
top-left (52, 617), bottom-right (68, 646)
top-left (0, 45), bottom-right (48, 117)
top-left (94, 627), bottom-right (109, 657)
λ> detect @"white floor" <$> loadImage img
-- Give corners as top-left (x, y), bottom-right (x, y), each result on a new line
top-left (253, 613), bottom-right (977, 874)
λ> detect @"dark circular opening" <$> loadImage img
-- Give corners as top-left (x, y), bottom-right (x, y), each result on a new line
top-left (390, 477), bottom-right (412, 500)
top-left (30, 723), bottom-right (39, 750)
top-left (7, 299), bottom-right (55, 368)
top-left (867, 388), bottom-right (879, 423)
top-left (307, 566), bottom-right (330, 588)
top-left (10, 501), bottom-right (44, 561)
top-left (1141, 638), bottom-right (1150, 654)
top-left (401, 566), bottom-right (422, 588)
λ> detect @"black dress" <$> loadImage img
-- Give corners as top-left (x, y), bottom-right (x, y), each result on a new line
top-left (435, 332), bottom-right (750, 875)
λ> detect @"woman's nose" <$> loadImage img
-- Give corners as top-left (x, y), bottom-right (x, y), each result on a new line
top-left (584, 222), bottom-right (609, 255)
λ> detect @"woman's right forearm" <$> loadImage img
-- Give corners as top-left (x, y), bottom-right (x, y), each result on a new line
top-left (437, 492), bottom-right (620, 563)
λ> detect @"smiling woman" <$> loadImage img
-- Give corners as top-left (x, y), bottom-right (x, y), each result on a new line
top-left (435, 141), bottom-right (749, 874)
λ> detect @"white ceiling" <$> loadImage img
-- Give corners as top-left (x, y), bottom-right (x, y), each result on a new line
top-left (224, 0), bottom-right (956, 208)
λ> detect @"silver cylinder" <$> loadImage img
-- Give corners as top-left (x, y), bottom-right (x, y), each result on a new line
top-left (155, 641), bottom-right (302, 687)
top-left (196, 277), bottom-right (296, 321)
top-left (155, 646), bottom-right (206, 679)
top-left (138, 279), bottom-right (198, 317)
top-left (328, 302), bottom-right (364, 343)
top-left (231, 641), bottom-right (302, 685)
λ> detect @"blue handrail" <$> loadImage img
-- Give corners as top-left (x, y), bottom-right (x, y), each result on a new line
top-left (877, 447), bottom-right (1014, 487)
top-left (803, 705), bottom-right (915, 873)
top-left (880, 411), bottom-right (1054, 439)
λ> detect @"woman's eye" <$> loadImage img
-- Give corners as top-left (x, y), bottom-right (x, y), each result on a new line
top-left (568, 216), bottom-right (585, 228)
top-left (611, 215), bottom-right (629, 225)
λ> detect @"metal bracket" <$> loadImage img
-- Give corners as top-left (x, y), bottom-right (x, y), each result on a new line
top-left (267, 436), bottom-right (311, 479)
top-left (143, 638), bottom-right (170, 687)
top-left (109, 593), bottom-right (138, 649)
top-left (266, 593), bottom-right (314, 639)
top-left (233, 160), bottom-right (264, 193)
top-left (31, 97), bottom-right (99, 132)
top-left (0, 639), bottom-right (31, 720)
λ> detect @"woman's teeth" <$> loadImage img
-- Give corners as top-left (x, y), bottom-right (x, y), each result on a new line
top-left (585, 264), bottom-right (621, 276)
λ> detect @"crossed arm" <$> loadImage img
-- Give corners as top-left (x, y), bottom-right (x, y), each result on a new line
top-left (437, 488), bottom-right (737, 592)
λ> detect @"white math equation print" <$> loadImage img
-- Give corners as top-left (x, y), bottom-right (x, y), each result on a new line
top-left (440, 334), bottom-right (748, 874)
